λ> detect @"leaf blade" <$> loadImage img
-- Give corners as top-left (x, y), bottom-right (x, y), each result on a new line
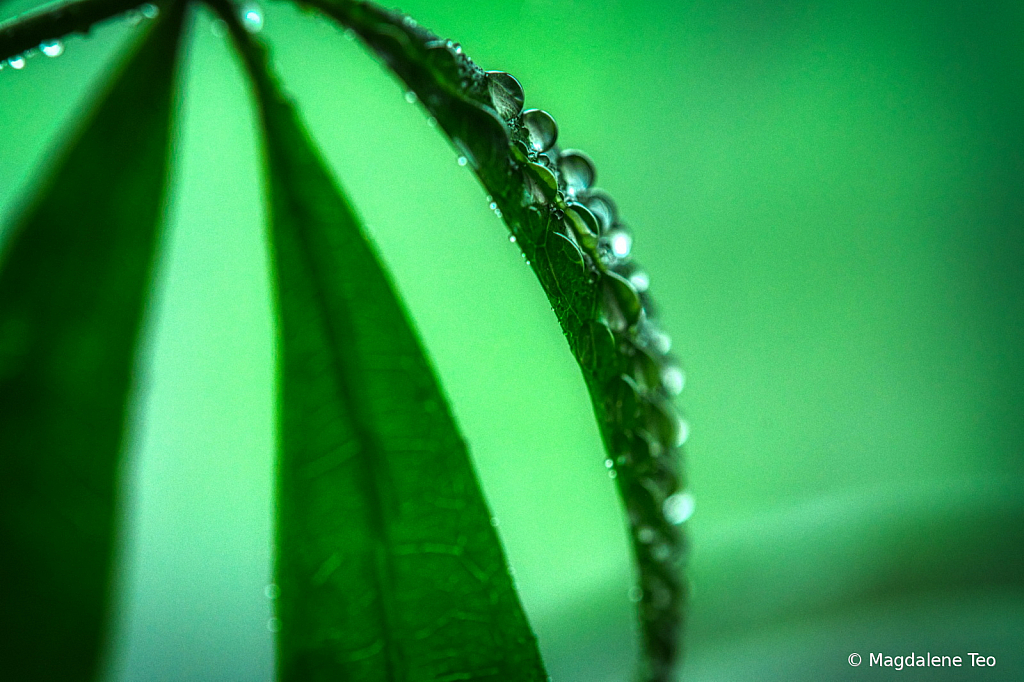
top-left (0, 4), bottom-right (187, 680)
top-left (0, 0), bottom-right (165, 63)
top-left (282, 4), bottom-right (691, 679)
top-left (214, 9), bottom-right (549, 681)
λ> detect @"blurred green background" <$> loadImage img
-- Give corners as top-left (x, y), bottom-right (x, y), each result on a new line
top-left (1, 0), bottom-right (1022, 679)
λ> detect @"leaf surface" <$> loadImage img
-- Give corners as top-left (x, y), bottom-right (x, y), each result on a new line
top-left (0, 0), bottom-right (160, 63)
top-left (215, 9), bottom-right (549, 681)
top-left (0, 4), bottom-right (186, 680)
top-left (285, 3), bottom-right (691, 679)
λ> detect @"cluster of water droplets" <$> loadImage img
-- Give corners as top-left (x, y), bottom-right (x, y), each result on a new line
top-left (351, 10), bottom-right (690, 673)
top-left (206, 1), bottom-right (262, 36)
top-left (477, 66), bottom-right (693, 658)
top-left (125, 2), bottom-right (160, 26)
top-left (1, 37), bottom-right (65, 72)
top-left (264, 583), bottom-right (281, 632)
top-left (1, 2), bottom-right (166, 73)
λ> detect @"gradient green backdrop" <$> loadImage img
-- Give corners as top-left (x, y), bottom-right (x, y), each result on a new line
top-left (1, 0), bottom-right (1022, 679)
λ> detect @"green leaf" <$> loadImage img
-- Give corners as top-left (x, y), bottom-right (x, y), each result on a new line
top-left (0, 0), bottom-right (161, 63)
top-left (281, 3), bottom-right (690, 679)
top-left (0, 4), bottom-right (186, 679)
top-left (213, 7), bottom-right (548, 681)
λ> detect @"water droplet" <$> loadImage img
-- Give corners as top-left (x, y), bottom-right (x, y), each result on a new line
top-left (663, 492), bottom-right (695, 525)
top-left (646, 578), bottom-right (672, 608)
top-left (241, 1), bottom-right (264, 33)
top-left (661, 364), bottom-right (685, 395)
top-left (486, 71), bottom-right (524, 121)
top-left (607, 227), bottom-right (633, 259)
top-left (632, 346), bottom-right (663, 392)
top-left (628, 586), bottom-right (644, 603)
top-left (651, 543), bottom-right (671, 562)
top-left (637, 526), bottom-right (656, 544)
top-left (140, 3), bottom-right (159, 19)
top-left (604, 458), bottom-right (614, 468)
top-left (494, 208), bottom-right (503, 218)
top-left (601, 271), bottom-right (643, 331)
top-left (264, 583), bottom-right (280, 599)
top-left (564, 202), bottom-right (600, 248)
top-left (553, 231), bottom-right (585, 266)
top-left (267, 617), bottom-right (281, 632)
top-left (640, 293), bottom-right (658, 321)
top-left (643, 395), bottom-right (683, 448)
top-left (525, 162), bottom-right (558, 204)
top-left (489, 202), bottom-right (498, 210)
top-left (426, 116), bottom-right (437, 128)
top-left (457, 156), bottom-right (468, 166)
top-left (490, 516), bottom-right (500, 527)
top-left (585, 190), bottom-right (618, 232)
top-left (521, 109), bottom-right (558, 153)
top-left (509, 235), bottom-right (517, 243)
top-left (558, 150), bottom-right (596, 196)
top-left (575, 320), bottom-right (615, 371)
top-left (401, 15), bottom-right (418, 28)
top-left (211, 18), bottom-right (228, 37)
top-left (676, 417), bottom-right (690, 446)
top-left (628, 269), bottom-right (650, 292)
top-left (40, 40), bottom-right (64, 58)
top-left (344, 28), bottom-right (356, 40)
top-left (646, 324), bottom-right (671, 354)
top-left (404, 90), bottom-right (417, 104)
top-left (8, 55), bottom-right (26, 70)
top-left (608, 469), bottom-right (618, 479)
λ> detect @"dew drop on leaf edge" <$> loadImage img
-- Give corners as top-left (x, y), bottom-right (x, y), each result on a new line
top-left (676, 416), bottom-right (690, 446)
top-left (661, 364), bottom-right (685, 395)
top-left (663, 491), bottom-right (695, 525)
top-left (585, 190), bottom-right (618, 232)
top-left (629, 269), bottom-right (650, 292)
top-left (525, 162), bottom-right (558, 204)
top-left (607, 227), bottom-right (633, 259)
top-left (558, 149), bottom-right (596, 195)
top-left (486, 70), bottom-right (525, 121)
top-left (565, 202), bottom-right (600, 245)
top-left (522, 109), bottom-right (558, 153)
top-left (240, 1), bottom-right (264, 33)
top-left (40, 40), bottom-right (64, 58)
